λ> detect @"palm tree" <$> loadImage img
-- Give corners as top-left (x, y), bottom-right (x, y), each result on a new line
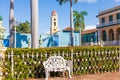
top-left (30, 0), bottom-right (39, 48)
top-left (56, 0), bottom-right (78, 46)
top-left (73, 11), bottom-right (87, 46)
top-left (9, 0), bottom-right (14, 48)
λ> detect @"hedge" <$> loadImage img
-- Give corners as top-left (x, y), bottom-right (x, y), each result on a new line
top-left (3, 46), bottom-right (120, 80)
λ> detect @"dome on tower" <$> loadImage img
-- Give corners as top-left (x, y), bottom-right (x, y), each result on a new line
top-left (0, 15), bottom-right (3, 21)
top-left (52, 10), bottom-right (57, 16)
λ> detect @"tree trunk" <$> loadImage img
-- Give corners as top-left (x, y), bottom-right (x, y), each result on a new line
top-left (70, 0), bottom-right (74, 46)
top-left (9, 0), bottom-right (14, 48)
top-left (31, 0), bottom-right (39, 48)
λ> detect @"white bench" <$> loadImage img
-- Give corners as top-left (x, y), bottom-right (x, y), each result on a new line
top-left (43, 56), bottom-right (72, 80)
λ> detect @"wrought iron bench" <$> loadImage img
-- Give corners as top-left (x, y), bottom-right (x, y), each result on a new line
top-left (43, 56), bottom-right (72, 80)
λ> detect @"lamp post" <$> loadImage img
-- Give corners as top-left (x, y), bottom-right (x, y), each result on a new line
top-left (28, 38), bottom-right (30, 48)
top-left (14, 25), bottom-right (16, 48)
top-left (39, 35), bottom-right (42, 47)
top-left (13, 18), bottom-right (17, 48)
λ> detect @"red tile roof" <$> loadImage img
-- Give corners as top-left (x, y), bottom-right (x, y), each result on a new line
top-left (52, 10), bottom-right (57, 15)
top-left (63, 27), bottom-right (74, 31)
top-left (81, 29), bottom-right (98, 35)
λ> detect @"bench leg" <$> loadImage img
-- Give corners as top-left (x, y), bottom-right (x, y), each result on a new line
top-left (62, 71), bottom-right (65, 77)
top-left (45, 70), bottom-right (49, 80)
top-left (68, 70), bottom-right (72, 78)
top-left (67, 67), bottom-right (72, 78)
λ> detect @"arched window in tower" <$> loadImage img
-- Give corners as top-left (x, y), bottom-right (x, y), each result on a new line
top-left (54, 29), bottom-right (56, 31)
top-left (54, 22), bottom-right (56, 26)
top-left (54, 18), bottom-right (56, 21)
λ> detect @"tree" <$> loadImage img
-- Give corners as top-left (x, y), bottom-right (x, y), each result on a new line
top-left (9, 0), bottom-right (14, 48)
top-left (16, 21), bottom-right (31, 33)
top-left (73, 10), bottom-right (87, 46)
top-left (56, 0), bottom-right (78, 46)
top-left (31, 0), bottom-right (39, 48)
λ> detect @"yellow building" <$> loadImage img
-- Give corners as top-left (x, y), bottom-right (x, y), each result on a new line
top-left (50, 11), bottom-right (59, 34)
top-left (97, 6), bottom-right (120, 45)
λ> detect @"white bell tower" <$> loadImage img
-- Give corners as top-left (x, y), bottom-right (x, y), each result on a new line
top-left (50, 10), bottom-right (58, 34)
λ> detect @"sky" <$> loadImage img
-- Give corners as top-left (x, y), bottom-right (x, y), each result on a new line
top-left (0, 0), bottom-right (120, 35)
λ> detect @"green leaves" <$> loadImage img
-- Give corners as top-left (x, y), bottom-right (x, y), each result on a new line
top-left (56, 0), bottom-right (78, 5)
top-left (73, 10), bottom-right (87, 31)
top-left (74, 0), bottom-right (78, 4)
top-left (4, 46), bottom-right (120, 79)
top-left (16, 21), bottom-right (31, 33)
top-left (56, 0), bottom-right (68, 5)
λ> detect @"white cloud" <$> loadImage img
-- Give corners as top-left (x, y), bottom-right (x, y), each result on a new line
top-left (78, 0), bottom-right (97, 3)
top-left (84, 25), bottom-right (96, 30)
top-left (115, 0), bottom-right (120, 1)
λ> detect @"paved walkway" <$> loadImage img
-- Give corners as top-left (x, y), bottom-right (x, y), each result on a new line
top-left (26, 72), bottom-right (120, 80)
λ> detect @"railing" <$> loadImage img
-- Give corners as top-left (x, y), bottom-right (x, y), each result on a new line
top-left (103, 40), bottom-right (120, 46)
top-left (82, 42), bottom-right (98, 46)
top-left (82, 40), bottom-right (120, 46)
top-left (97, 19), bottom-right (120, 28)
top-left (1, 48), bottom-right (120, 79)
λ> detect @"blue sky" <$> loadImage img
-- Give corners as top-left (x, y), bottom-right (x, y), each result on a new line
top-left (0, 0), bottom-right (120, 35)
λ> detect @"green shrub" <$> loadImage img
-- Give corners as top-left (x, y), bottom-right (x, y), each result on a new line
top-left (3, 46), bottom-right (120, 79)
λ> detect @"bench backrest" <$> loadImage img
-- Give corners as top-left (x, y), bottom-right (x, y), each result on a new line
top-left (43, 56), bottom-right (66, 69)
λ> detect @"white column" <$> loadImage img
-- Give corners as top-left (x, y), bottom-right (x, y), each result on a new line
top-left (98, 29), bottom-right (101, 45)
top-left (113, 32), bottom-right (117, 45)
top-left (31, 0), bottom-right (39, 48)
top-left (119, 35), bottom-right (120, 46)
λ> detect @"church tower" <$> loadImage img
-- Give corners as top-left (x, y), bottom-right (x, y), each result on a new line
top-left (50, 10), bottom-right (58, 34)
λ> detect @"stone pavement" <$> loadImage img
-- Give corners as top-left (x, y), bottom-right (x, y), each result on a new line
top-left (26, 72), bottom-right (120, 80)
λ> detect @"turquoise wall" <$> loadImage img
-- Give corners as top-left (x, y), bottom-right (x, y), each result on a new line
top-left (3, 33), bottom-right (31, 48)
top-left (3, 30), bottom-right (80, 48)
top-left (82, 32), bottom-right (98, 43)
top-left (41, 31), bottom-right (80, 47)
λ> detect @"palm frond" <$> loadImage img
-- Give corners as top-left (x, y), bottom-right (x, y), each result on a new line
top-left (56, 0), bottom-right (69, 5)
top-left (73, 10), bottom-right (87, 31)
top-left (74, 0), bottom-right (78, 4)
top-left (80, 11), bottom-right (87, 16)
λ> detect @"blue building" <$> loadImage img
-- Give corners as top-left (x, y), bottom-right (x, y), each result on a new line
top-left (41, 27), bottom-right (80, 47)
top-left (3, 28), bottom-right (80, 48)
top-left (3, 32), bottom-right (31, 48)
top-left (81, 29), bottom-right (98, 46)
top-left (1, 10), bottom-right (98, 48)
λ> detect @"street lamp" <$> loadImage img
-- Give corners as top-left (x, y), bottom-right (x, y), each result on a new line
top-left (14, 26), bottom-right (16, 48)
top-left (28, 38), bottom-right (30, 48)
top-left (13, 18), bottom-right (17, 48)
top-left (39, 35), bottom-right (42, 47)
